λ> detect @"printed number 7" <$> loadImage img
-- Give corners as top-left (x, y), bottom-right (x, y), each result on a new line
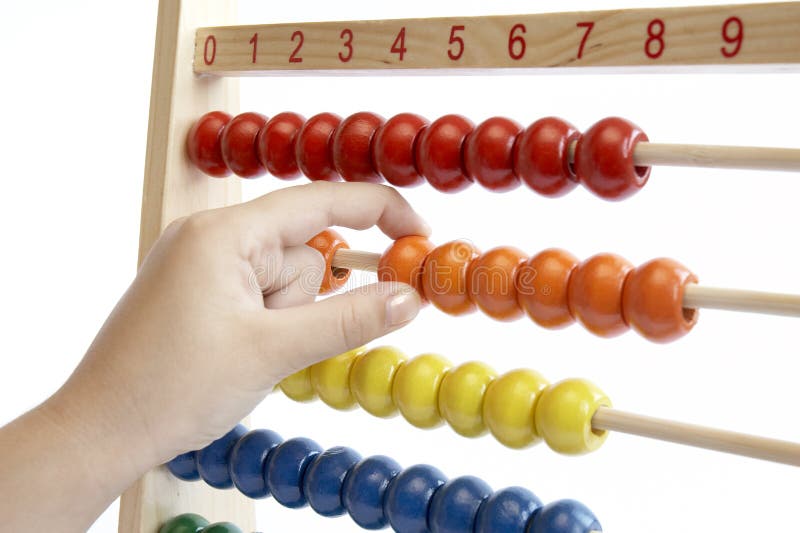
top-left (576, 21), bottom-right (595, 59)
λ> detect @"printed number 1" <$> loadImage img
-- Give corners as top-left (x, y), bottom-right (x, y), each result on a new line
top-left (576, 22), bottom-right (594, 59)
top-left (250, 33), bottom-right (257, 63)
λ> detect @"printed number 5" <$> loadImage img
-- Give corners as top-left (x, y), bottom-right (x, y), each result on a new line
top-left (448, 25), bottom-right (465, 61)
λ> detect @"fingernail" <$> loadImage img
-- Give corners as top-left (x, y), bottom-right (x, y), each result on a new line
top-left (385, 287), bottom-right (421, 328)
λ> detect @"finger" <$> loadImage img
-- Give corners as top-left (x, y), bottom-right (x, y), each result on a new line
top-left (262, 245), bottom-right (324, 308)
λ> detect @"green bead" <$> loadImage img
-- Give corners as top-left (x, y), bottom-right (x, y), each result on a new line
top-left (159, 513), bottom-right (210, 533)
top-left (200, 523), bottom-right (243, 533)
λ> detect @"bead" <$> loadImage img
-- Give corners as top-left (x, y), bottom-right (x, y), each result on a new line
top-left (279, 367), bottom-right (317, 402)
top-left (303, 446), bottom-right (362, 517)
top-left (305, 229), bottom-right (351, 294)
top-left (416, 114), bottom-right (474, 193)
top-left (220, 112), bottom-right (267, 178)
top-left (483, 369), bottom-right (550, 449)
top-left (517, 249), bottom-right (579, 329)
top-left (464, 116), bottom-right (522, 192)
top-left (310, 347), bottom-right (366, 410)
top-left (385, 464), bottom-right (448, 533)
top-left (475, 487), bottom-right (542, 533)
top-left (266, 437), bottom-right (323, 508)
top-left (196, 424), bottom-right (248, 489)
top-left (159, 513), bottom-right (210, 533)
top-left (377, 236), bottom-right (435, 300)
top-left (200, 523), bottom-right (243, 533)
top-left (256, 112), bottom-right (305, 179)
top-left (332, 112), bottom-right (385, 182)
top-left (422, 240), bottom-right (480, 316)
top-left (428, 476), bottom-right (492, 533)
top-left (373, 113), bottom-right (428, 187)
top-left (622, 258), bottom-right (699, 343)
top-left (468, 246), bottom-right (528, 321)
top-left (229, 428), bottom-right (283, 499)
top-left (186, 111), bottom-right (232, 177)
top-left (296, 112), bottom-right (342, 181)
top-left (575, 117), bottom-right (650, 201)
top-left (349, 345), bottom-right (407, 418)
top-left (342, 455), bottom-right (402, 529)
top-left (438, 361), bottom-right (497, 437)
top-left (392, 353), bottom-right (452, 428)
top-left (514, 117), bottom-right (580, 198)
top-left (534, 379), bottom-right (611, 455)
top-left (165, 451), bottom-right (200, 481)
top-left (528, 499), bottom-right (602, 533)
top-left (567, 253), bottom-right (633, 338)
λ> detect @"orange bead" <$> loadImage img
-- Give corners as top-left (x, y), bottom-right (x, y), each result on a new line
top-left (622, 258), bottom-right (699, 343)
top-left (378, 236), bottom-right (435, 300)
top-left (517, 249), bottom-right (579, 329)
top-left (468, 246), bottom-right (528, 321)
top-left (306, 229), bottom-right (351, 294)
top-left (422, 240), bottom-right (480, 316)
top-left (568, 253), bottom-right (633, 337)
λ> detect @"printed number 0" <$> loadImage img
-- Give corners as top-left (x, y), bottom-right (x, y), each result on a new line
top-left (339, 28), bottom-right (353, 62)
top-left (448, 25), bottom-right (465, 60)
top-left (508, 24), bottom-right (526, 60)
top-left (644, 18), bottom-right (665, 59)
top-left (721, 17), bottom-right (743, 58)
top-left (203, 35), bottom-right (216, 65)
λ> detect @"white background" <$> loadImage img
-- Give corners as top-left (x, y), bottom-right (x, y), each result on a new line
top-left (1, 1), bottom-right (799, 532)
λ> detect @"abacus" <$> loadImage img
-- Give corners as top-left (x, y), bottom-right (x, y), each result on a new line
top-left (124, 1), bottom-right (800, 532)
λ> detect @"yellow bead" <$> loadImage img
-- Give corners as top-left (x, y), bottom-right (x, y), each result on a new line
top-left (309, 347), bottom-right (366, 410)
top-left (483, 369), bottom-right (550, 449)
top-left (392, 353), bottom-right (452, 429)
top-left (438, 361), bottom-right (497, 437)
top-left (279, 367), bottom-right (317, 402)
top-left (349, 346), bottom-right (407, 418)
top-left (534, 378), bottom-right (611, 455)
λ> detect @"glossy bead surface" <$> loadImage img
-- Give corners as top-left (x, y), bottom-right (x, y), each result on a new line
top-left (279, 367), bottom-right (317, 402)
top-left (622, 258), bottom-right (698, 343)
top-left (385, 464), bottom-right (447, 533)
top-left (266, 437), bottom-right (323, 508)
top-left (429, 476), bottom-right (492, 533)
top-left (350, 345), bottom-right (407, 417)
top-left (256, 112), bottom-right (305, 179)
top-left (535, 379), bottom-right (611, 455)
top-left (575, 117), bottom-right (650, 201)
top-left (416, 114), bottom-right (474, 193)
top-left (166, 451), bottom-right (200, 481)
top-left (438, 361), bottom-right (497, 437)
top-left (186, 111), bottom-right (232, 177)
top-left (220, 112), bottom-right (267, 178)
top-left (422, 240), bottom-right (480, 316)
top-left (517, 249), bottom-right (579, 329)
top-left (196, 424), bottom-right (248, 489)
top-left (230, 429), bottom-right (283, 499)
top-left (373, 113), bottom-right (428, 187)
top-left (568, 253), bottom-right (633, 338)
top-left (468, 246), bottom-right (528, 321)
top-left (514, 117), bottom-right (580, 197)
top-left (465, 116), bottom-right (522, 192)
top-left (333, 112), bottom-right (384, 182)
top-left (483, 369), bottom-right (550, 449)
top-left (296, 112), bottom-right (342, 181)
top-left (201, 523), bottom-right (243, 533)
top-left (378, 236), bottom-right (435, 300)
top-left (303, 446), bottom-right (362, 517)
top-left (529, 499), bottom-right (602, 533)
top-left (159, 513), bottom-right (210, 533)
top-left (306, 228), bottom-right (351, 294)
top-left (342, 455), bottom-right (402, 529)
top-left (392, 353), bottom-right (452, 428)
top-left (475, 487), bottom-right (542, 533)
top-left (310, 347), bottom-right (366, 410)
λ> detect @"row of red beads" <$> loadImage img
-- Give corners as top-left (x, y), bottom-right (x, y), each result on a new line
top-left (187, 111), bottom-right (651, 201)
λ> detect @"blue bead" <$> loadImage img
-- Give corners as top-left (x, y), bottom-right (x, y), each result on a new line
top-left (476, 487), bottom-right (542, 533)
top-left (196, 424), bottom-right (248, 489)
top-left (528, 499), bottom-right (602, 533)
top-left (265, 437), bottom-right (323, 509)
top-left (429, 476), bottom-right (492, 533)
top-left (342, 455), bottom-right (402, 529)
top-left (385, 464), bottom-right (447, 533)
top-left (166, 451), bottom-right (200, 481)
top-left (303, 446), bottom-right (362, 517)
top-left (229, 429), bottom-right (283, 499)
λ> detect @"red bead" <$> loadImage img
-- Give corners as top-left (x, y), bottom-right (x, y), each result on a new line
top-left (296, 113), bottom-right (342, 181)
top-left (515, 117), bottom-right (580, 198)
top-left (332, 112), bottom-right (385, 183)
top-left (464, 117), bottom-right (522, 192)
top-left (416, 115), bottom-right (474, 193)
top-left (187, 111), bottom-right (232, 177)
top-left (257, 112), bottom-right (305, 180)
top-left (373, 113), bottom-right (428, 187)
top-left (575, 117), bottom-right (650, 201)
top-left (220, 112), bottom-right (268, 178)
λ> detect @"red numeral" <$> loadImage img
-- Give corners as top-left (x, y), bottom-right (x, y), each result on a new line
top-left (203, 35), bottom-right (216, 65)
top-left (508, 23), bottom-right (526, 60)
top-left (576, 21), bottom-right (594, 59)
top-left (644, 18), bottom-right (665, 59)
top-left (289, 30), bottom-right (304, 63)
top-left (249, 33), bottom-right (258, 63)
top-left (721, 16), bottom-right (743, 58)
top-left (448, 25), bottom-right (465, 61)
top-left (339, 28), bottom-right (354, 62)
top-left (391, 27), bottom-right (407, 61)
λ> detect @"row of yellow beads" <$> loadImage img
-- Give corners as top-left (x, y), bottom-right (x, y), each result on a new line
top-left (278, 346), bottom-right (612, 455)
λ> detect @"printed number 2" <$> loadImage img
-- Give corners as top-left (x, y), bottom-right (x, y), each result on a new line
top-left (289, 31), bottom-right (304, 63)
